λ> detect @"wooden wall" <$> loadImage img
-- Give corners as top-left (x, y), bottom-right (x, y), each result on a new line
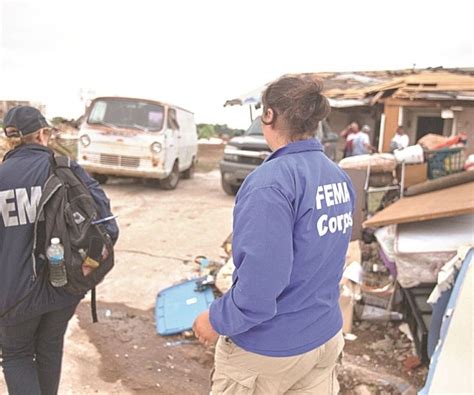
top-left (382, 102), bottom-right (400, 152)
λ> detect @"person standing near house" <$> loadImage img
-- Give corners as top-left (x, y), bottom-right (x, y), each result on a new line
top-left (340, 121), bottom-right (359, 157)
top-left (193, 76), bottom-right (355, 394)
top-left (0, 106), bottom-right (119, 395)
top-left (390, 126), bottom-right (410, 151)
top-left (351, 124), bottom-right (376, 156)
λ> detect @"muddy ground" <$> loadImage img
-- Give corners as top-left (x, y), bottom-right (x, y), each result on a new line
top-left (0, 144), bottom-right (428, 394)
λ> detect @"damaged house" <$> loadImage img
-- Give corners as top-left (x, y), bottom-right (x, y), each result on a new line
top-left (225, 67), bottom-right (474, 155)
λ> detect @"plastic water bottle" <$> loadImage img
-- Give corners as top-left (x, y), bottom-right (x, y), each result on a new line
top-left (47, 237), bottom-right (67, 287)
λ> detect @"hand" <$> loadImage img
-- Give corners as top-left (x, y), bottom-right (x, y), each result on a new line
top-left (192, 310), bottom-right (219, 346)
top-left (101, 246), bottom-right (109, 260)
top-left (82, 264), bottom-right (94, 276)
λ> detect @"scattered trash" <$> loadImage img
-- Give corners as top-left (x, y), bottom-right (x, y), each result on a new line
top-left (369, 336), bottom-right (394, 352)
top-left (155, 277), bottom-right (215, 335)
top-left (403, 355), bottom-right (422, 370)
top-left (357, 304), bottom-right (403, 321)
top-left (344, 333), bottom-right (358, 341)
top-left (164, 340), bottom-right (195, 347)
top-left (343, 261), bottom-right (363, 284)
top-left (353, 384), bottom-right (372, 395)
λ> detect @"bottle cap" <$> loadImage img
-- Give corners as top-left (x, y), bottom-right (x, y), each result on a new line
top-left (51, 237), bottom-right (60, 245)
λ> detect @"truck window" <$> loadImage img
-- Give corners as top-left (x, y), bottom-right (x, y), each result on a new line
top-left (245, 116), bottom-right (263, 136)
top-left (167, 108), bottom-right (180, 130)
top-left (88, 98), bottom-right (164, 131)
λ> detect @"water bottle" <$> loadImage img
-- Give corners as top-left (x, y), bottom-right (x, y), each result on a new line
top-left (47, 237), bottom-right (67, 287)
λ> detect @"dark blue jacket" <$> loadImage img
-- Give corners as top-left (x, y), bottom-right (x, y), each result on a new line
top-left (210, 139), bottom-right (354, 356)
top-left (0, 144), bottom-right (118, 325)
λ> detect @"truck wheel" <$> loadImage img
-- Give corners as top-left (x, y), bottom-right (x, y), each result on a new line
top-left (93, 174), bottom-right (108, 184)
top-left (221, 177), bottom-right (239, 196)
top-left (182, 158), bottom-right (195, 179)
top-left (160, 161), bottom-right (180, 190)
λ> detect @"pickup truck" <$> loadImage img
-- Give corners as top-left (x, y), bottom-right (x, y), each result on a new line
top-left (220, 116), bottom-right (338, 195)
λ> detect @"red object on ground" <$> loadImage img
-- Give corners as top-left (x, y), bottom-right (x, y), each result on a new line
top-left (403, 355), bottom-right (422, 370)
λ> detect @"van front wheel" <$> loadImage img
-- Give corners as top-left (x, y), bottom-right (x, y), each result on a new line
top-left (182, 158), bottom-right (195, 179)
top-left (160, 161), bottom-right (180, 190)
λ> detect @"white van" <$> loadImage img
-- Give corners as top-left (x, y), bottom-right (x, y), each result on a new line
top-left (77, 97), bottom-right (198, 189)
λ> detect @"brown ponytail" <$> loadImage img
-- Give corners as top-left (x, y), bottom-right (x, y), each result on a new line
top-left (262, 76), bottom-right (330, 140)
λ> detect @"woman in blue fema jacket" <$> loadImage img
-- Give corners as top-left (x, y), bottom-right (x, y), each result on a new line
top-left (0, 106), bottom-right (119, 395)
top-left (193, 76), bottom-right (355, 394)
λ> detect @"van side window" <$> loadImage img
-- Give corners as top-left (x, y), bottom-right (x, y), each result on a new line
top-left (167, 108), bottom-right (180, 130)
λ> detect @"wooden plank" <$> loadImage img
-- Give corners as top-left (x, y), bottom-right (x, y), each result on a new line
top-left (380, 98), bottom-right (474, 107)
top-left (382, 104), bottom-right (399, 152)
top-left (363, 182), bottom-right (474, 228)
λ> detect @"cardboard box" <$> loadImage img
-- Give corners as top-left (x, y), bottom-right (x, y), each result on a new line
top-left (397, 163), bottom-right (428, 188)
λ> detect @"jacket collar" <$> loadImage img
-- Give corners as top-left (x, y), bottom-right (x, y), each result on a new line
top-left (3, 143), bottom-right (53, 162)
top-left (265, 138), bottom-right (323, 163)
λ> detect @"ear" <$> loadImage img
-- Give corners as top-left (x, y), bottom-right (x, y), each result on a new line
top-left (261, 107), bottom-right (275, 125)
top-left (37, 129), bottom-right (49, 146)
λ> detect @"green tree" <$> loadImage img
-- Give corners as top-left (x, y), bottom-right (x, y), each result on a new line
top-left (197, 124), bottom-right (217, 139)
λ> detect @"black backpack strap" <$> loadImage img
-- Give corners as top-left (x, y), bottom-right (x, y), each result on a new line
top-left (91, 287), bottom-right (98, 323)
top-left (50, 154), bottom-right (71, 169)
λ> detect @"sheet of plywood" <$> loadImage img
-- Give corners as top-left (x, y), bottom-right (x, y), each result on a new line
top-left (363, 182), bottom-right (474, 228)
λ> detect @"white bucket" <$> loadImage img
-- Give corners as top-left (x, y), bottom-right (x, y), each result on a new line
top-left (394, 144), bottom-right (424, 164)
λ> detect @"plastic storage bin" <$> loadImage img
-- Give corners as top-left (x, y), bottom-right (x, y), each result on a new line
top-left (426, 147), bottom-right (465, 179)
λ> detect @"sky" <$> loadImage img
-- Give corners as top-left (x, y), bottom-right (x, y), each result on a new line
top-left (1, 0), bottom-right (473, 129)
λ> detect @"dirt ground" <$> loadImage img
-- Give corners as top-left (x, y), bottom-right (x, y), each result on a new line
top-left (0, 144), bottom-right (428, 394)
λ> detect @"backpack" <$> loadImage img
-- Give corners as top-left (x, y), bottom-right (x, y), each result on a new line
top-left (34, 155), bottom-right (115, 321)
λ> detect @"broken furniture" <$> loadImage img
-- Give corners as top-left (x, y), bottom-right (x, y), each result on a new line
top-left (401, 283), bottom-right (436, 364)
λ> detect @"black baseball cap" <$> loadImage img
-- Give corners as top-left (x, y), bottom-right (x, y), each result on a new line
top-left (3, 106), bottom-right (50, 137)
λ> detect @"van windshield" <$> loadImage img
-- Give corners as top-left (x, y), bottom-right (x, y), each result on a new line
top-left (245, 116), bottom-right (263, 136)
top-left (88, 99), bottom-right (165, 131)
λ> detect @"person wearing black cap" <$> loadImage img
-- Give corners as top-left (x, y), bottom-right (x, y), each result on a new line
top-left (0, 106), bottom-right (119, 394)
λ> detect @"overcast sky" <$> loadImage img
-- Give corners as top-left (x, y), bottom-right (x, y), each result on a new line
top-left (1, 0), bottom-right (473, 129)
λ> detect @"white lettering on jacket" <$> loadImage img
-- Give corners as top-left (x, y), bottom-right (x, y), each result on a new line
top-left (317, 213), bottom-right (353, 236)
top-left (315, 182), bottom-right (350, 209)
top-left (0, 187), bottom-right (42, 227)
top-left (315, 182), bottom-right (352, 237)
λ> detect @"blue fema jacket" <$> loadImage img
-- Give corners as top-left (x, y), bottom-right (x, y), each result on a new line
top-left (0, 144), bottom-right (119, 325)
top-left (210, 138), bottom-right (355, 357)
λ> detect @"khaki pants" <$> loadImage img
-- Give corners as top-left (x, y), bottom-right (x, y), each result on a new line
top-left (211, 331), bottom-right (344, 395)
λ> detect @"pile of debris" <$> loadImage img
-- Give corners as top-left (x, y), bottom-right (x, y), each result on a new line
top-left (339, 133), bottom-right (473, 393)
